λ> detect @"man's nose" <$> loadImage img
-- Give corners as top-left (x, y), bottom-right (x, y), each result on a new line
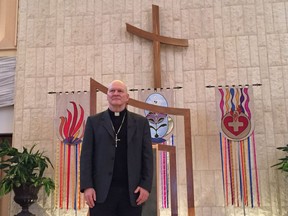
top-left (113, 90), bottom-right (120, 94)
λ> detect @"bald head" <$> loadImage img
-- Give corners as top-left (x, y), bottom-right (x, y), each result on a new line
top-left (107, 80), bottom-right (129, 112)
top-left (107, 80), bottom-right (128, 93)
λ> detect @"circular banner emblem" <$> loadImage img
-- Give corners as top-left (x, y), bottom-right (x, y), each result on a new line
top-left (221, 110), bottom-right (251, 140)
top-left (144, 93), bottom-right (174, 143)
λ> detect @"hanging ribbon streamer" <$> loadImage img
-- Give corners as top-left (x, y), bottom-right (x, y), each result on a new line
top-left (215, 86), bottom-right (260, 207)
top-left (160, 150), bottom-right (169, 208)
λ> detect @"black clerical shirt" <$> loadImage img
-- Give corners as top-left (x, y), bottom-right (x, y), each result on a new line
top-left (108, 109), bottom-right (128, 188)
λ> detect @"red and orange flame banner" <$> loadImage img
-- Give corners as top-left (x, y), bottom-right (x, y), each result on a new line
top-left (54, 92), bottom-right (90, 213)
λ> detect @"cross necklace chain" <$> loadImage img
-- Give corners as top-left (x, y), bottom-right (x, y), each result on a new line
top-left (110, 113), bottom-right (126, 148)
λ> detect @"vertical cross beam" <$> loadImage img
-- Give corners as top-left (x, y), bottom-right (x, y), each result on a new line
top-left (126, 5), bottom-right (188, 89)
top-left (152, 5), bottom-right (161, 88)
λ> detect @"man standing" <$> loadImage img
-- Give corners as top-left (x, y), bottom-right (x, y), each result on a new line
top-left (80, 80), bottom-right (153, 216)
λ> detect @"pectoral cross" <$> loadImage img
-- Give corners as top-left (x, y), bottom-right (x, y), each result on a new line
top-left (115, 135), bottom-right (120, 148)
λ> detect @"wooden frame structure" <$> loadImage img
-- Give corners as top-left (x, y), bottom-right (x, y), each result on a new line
top-left (90, 78), bottom-right (195, 216)
top-left (152, 144), bottom-right (177, 215)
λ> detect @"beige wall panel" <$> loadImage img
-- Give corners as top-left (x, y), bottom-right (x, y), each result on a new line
top-left (0, 0), bottom-right (17, 50)
top-left (9, 0), bottom-right (288, 215)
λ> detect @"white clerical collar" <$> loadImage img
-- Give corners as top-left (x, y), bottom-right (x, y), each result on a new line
top-left (108, 108), bottom-right (127, 117)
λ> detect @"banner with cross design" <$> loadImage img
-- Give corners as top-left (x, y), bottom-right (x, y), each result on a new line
top-left (215, 86), bottom-right (260, 208)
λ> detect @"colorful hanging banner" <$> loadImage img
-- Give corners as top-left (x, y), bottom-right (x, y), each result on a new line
top-left (139, 89), bottom-right (175, 209)
top-left (215, 86), bottom-right (260, 208)
top-left (54, 92), bottom-right (90, 214)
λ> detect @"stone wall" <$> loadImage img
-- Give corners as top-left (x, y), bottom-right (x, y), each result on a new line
top-left (13, 0), bottom-right (288, 215)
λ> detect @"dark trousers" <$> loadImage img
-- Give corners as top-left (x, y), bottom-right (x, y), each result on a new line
top-left (89, 185), bottom-right (142, 216)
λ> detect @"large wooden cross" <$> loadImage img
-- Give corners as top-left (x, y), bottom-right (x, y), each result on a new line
top-left (126, 5), bottom-right (188, 89)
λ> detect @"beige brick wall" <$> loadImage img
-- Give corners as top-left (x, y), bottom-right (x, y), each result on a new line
top-left (13, 0), bottom-right (288, 215)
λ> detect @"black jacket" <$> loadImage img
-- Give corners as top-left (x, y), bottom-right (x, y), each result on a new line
top-left (80, 110), bottom-right (153, 206)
